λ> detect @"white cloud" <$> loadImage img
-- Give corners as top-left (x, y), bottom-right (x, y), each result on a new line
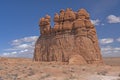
top-left (99, 38), bottom-right (114, 44)
top-left (12, 39), bottom-right (22, 45)
top-left (2, 36), bottom-right (120, 58)
top-left (12, 36), bottom-right (38, 46)
top-left (20, 49), bottom-right (28, 53)
top-left (107, 15), bottom-right (120, 23)
top-left (117, 38), bottom-right (120, 42)
top-left (16, 44), bottom-right (32, 49)
top-left (91, 19), bottom-right (100, 25)
top-left (101, 46), bottom-right (120, 57)
top-left (2, 36), bottom-right (38, 58)
top-left (101, 23), bottom-right (105, 26)
top-left (3, 51), bottom-right (17, 56)
top-left (22, 36), bottom-right (39, 42)
top-left (11, 51), bottom-right (17, 54)
top-left (3, 52), bottom-right (11, 56)
top-left (99, 38), bottom-right (120, 57)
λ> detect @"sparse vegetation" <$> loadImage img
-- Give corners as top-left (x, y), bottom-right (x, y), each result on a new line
top-left (118, 73), bottom-right (120, 77)
top-left (116, 78), bottom-right (120, 80)
top-left (0, 77), bottom-right (3, 80)
top-left (62, 71), bottom-right (68, 74)
top-left (69, 74), bottom-right (77, 80)
top-left (97, 70), bottom-right (108, 76)
top-left (82, 68), bottom-right (86, 71)
top-left (40, 73), bottom-right (51, 79)
top-left (0, 57), bottom-right (120, 80)
top-left (0, 66), bottom-right (3, 70)
top-left (28, 71), bottom-right (35, 76)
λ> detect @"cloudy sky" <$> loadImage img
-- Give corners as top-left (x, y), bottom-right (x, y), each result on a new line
top-left (0, 0), bottom-right (120, 58)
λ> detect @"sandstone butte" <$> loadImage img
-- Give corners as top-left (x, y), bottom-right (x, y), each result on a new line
top-left (33, 8), bottom-right (103, 65)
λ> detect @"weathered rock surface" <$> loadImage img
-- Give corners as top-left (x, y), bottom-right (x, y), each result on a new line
top-left (34, 8), bottom-right (103, 64)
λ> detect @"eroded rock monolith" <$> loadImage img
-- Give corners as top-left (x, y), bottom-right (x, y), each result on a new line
top-left (34, 8), bottom-right (103, 64)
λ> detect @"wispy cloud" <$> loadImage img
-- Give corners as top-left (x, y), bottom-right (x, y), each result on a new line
top-left (99, 38), bottom-right (114, 44)
top-left (107, 15), bottom-right (120, 23)
top-left (1, 36), bottom-right (120, 57)
top-left (116, 38), bottom-right (120, 42)
top-left (3, 51), bottom-right (17, 56)
top-left (2, 36), bottom-right (38, 58)
top-left (101, 46), bottom-right (120, 57)
top-left (12, 36), bottom-right (38, 46)
top-left (91, 19), bottom-right (100, 25)
top-left (99, 37), bottom-right (120, 57)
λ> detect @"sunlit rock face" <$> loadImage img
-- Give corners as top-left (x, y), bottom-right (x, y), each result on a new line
top-left (33, 8), bottom-right (103, 64)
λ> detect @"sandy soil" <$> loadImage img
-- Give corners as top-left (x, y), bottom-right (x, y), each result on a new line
top-left (0, 57), bottom-right (120, 80)
top-left (103, 57), bottom-right (120, 66)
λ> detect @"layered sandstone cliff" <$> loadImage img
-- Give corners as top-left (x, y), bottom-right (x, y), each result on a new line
top-left (34, 8), bottom-right (103, 64)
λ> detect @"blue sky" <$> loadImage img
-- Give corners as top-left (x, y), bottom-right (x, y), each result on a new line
top-left (0, 0), bottom-right (120, 58)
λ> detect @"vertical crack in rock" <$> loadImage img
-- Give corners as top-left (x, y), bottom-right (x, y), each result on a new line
top-left (33, 8), bottom-right (103, 64)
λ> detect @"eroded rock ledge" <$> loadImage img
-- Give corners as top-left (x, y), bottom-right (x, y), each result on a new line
top-left (34, 8), bottom-right (103, 64)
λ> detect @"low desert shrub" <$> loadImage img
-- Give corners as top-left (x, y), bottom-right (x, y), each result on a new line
top-left (97, 70), bottom-right (108, 76)
top-left (116, 78), bottom-right (120, 80)
top-left (82, 68), bottom-right (85, 71)
top-left (40, 73), bottom-right (51, 79)
top-left (0, 77), bottom-right (3, 80)
top-left (28, 71), bottom-right (35, 76)
top-left (118, 73), bottom-right (120, 77)
top-left (0, 66), bottom-right (3, 70)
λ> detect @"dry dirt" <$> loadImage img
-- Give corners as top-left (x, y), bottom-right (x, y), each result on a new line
top-left (0, 57), bottom-right (120, 80)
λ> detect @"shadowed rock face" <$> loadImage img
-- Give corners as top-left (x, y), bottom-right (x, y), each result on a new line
top-left (34, 8), bottom-right (103, 64)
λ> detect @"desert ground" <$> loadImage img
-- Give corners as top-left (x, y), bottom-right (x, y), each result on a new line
top-left (0, 57), bottom-right (120, 80)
